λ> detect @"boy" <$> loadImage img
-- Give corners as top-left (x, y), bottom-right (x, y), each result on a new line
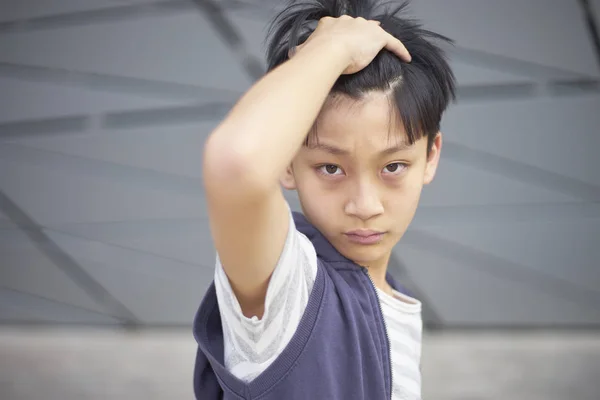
top-left (193, 0), bottom-right (455, 398)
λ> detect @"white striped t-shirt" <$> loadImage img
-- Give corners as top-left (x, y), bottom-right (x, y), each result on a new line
top-left (214, 206), bottom-right (423, 399)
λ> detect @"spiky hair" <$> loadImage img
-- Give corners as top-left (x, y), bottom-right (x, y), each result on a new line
top-left (265, 0), bottom-right (456, 147)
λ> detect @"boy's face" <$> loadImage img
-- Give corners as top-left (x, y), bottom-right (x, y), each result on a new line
top-left (281, 92), bottom-right (441, 269)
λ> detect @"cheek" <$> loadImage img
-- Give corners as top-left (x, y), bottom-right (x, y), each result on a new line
top-left (298, 179), bottom-right (342, 214)
top-left (295, 171), bottom-right (338, 210)
top-left (383, 175), bottom-right (424, 216)
top-left (386, 165), bottom-right (424, 190)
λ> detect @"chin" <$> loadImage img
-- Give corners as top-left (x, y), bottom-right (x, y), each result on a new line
top-left (338, 244), bottom-right (389, 266)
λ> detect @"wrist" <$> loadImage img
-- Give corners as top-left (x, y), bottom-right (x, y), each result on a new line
top-left (296, 37), bottom-right (350, 74)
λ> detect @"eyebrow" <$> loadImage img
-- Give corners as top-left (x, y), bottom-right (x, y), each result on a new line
top-left (308, 141), bottom-right (413, 156)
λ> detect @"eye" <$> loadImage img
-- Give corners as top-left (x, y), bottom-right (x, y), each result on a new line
top-left (382, 162), bottom-right (407, 175)
top-left (317, 164), bottom-right (344, 176)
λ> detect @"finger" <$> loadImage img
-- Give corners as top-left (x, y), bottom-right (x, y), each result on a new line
top-left (383, 33), bottom-right (411, 62)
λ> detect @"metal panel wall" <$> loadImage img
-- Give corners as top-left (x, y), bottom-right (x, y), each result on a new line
top-left (1, 0), bottom-right (599, 327)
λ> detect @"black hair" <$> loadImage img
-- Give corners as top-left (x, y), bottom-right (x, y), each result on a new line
top-left (265, 0), bottom-right (456, 151)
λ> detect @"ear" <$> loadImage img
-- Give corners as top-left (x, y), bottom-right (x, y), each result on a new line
top-left (423, 132), bottom-right (442, 185)
top-left (280, 164), bottom-right (297, 190)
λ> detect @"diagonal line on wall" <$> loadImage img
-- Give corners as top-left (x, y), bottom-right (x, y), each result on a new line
top-left (42, 226), bottom-right (213, 272)
top-left (0, 102), bottom-right (231, 141)
top-left (444, 141), bottom-right (600, 202)
top-left (0, 0), bottom-right (195, 33)
top-left (0, 285), bottom-right (122, 321)
top-left (103, 102), bottom-right (232, 128)
top-left (547, 79), bottom-right (600, 96)
top-left (0, 190), bottom-right (140, 326)
top-left (0, 142), bottom-right (204, 196)
top-left (1, 220), bottom-right (215, 290)
top-left (0, 116), bottom-right (88, 140)
top-left (449, 45), bottom-right (599, 81)
top-left (191, 0), bottom-right (265, 80)
top-left (6, 215), bottom-right (212, 227)
top-left (0, 62), bottom-right (241, 102)
top-left (456, 83), bottom-right (537, 102)
top-left (579, 0), bottom-right (600, 70)
top-left (402, 229), bottom-right (600, 310)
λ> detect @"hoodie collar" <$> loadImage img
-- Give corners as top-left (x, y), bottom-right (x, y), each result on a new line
top-left (292, 211), bottom-right (401, 291)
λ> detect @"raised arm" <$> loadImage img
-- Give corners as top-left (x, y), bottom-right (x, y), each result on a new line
top-left (202, 16), bottom-right (410, 318)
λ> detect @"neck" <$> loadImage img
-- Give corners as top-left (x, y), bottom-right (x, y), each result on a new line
top-left (360, 252), bottom-right (393, 296)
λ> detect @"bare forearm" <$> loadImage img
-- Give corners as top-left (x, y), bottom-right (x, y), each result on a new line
top-left (204, 41), bottom-right (347, 192)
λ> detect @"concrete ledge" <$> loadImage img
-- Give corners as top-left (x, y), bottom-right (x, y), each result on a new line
top-left (1, 328), bottom-right (599, 399)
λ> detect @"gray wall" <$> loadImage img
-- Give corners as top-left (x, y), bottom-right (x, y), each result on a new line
top-left (1, 0), bottom-right (599, 328)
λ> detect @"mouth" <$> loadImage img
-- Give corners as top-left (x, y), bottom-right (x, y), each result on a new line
top-left (344, 230), bottom-right (386, 245)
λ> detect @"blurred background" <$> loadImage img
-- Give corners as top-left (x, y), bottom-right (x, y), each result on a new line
top-left (1, 0), bottom-right (599, 399)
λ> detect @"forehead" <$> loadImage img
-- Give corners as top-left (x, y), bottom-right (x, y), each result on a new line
top-left (310, 92), bottom-right (409, 150)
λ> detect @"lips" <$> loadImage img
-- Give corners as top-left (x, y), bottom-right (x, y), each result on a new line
top-left (344, 230), bottom-right (386, 245)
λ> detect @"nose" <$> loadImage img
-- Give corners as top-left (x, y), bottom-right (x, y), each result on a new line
top-left (344, 179), bottom-right (384, 221)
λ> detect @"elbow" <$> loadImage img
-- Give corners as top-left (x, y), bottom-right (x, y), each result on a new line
top-left (202, 133), bottom-right (272, 197)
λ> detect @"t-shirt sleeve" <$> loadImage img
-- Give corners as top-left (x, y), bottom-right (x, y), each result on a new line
top-left (213, 203), bottom-right (318, 383)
